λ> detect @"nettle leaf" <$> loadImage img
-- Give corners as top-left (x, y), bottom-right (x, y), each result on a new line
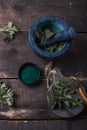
top-left (71, 100), bottom-right (77, 106)
top-left (3, 36), bottom-right (10, 42)
top-left (47, 79), bottom-right (82, 109)
top-left (51, 101), bottom-right (57, 109)
top-left (56, 89), bottom-right (63, 96)
top-left (66, 95), bottom-right (72, 99)
top-left (53, 80), bottom-right (59, 85)
top-left (8, 22), bottom-right (13, 29)
top-left (49, 97), bottom-right (57, 109)
top-left (0, 22), bottom-right (18, 42)
top-left (1, 82), bottom-right (7, 89)
top-left (7, 98), bottom-right (13, 106)
top-left (12, 26), bottom-right (18, 32)
top-left (0, 82), bottom-right (14, 106)
top-left (7, 22), bottom-right (18, 32)
top-left (35, 27), bottom-right (64, 53)
top-left (9, 31), bottom-right (15, 39)
top-left (45, 29), bottom-right (54, 39)
top-left (35, 28), bottom-right (42, 39)
top-left (64, 101), bottom-right (70, 107)
top-left (58, 96), bottom-right (64, 100)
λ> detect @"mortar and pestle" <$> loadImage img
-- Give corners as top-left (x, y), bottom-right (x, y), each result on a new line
top-left (28, 16), bottom-right (77, 58)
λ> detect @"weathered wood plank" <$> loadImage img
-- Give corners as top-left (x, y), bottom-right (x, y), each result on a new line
top-left (0, 32), bottom-right (87, 79)
top-left (0, 108), bottom-right (58, 119)
top-left (0, 79), bottom-right (55, 119)
top-left (0, 79), bottom-right (87, 119)
top-left (0, 79), bottom-right (48, 109)
top-left (0, 108), bottom-right (87, 119)
top-left (53, 33), bottom-right (87, 78)
top-left (66, 0), bottom-right (87, 32)
top-left (0, 0), bottom-right (87, 121)
top-left (0, 120), bottom-right (87, 130)
top-left (0, 0), bottom-right (66, 30)
top-left (0, 32), bottom-right (48, 78)
top-left (0, 0), bottom-right (86, 31)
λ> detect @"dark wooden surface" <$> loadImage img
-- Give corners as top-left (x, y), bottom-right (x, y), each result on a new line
top-left (0, 120), bottom-right (87, 130)
top-left (0, 0), bottom-right (87, 129)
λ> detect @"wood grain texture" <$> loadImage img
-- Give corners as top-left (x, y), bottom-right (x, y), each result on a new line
top-left (0, 0), bottom-right (66, 30)
top-left (0, 32), bottom-right (87, 79)
top-left (0, 32), bottom-right (48, 78)
top-left (66, 0), bottom-right (87, 32)
top-left (53, 33), bottom-right (87, 77)
top-left (0, 0), bottom-right (86, 31)
top-left (0, 79), bottom-right (87, 119)
top-left (0, 0), bottom-right (87, 127)
top-left (0, 120), bottom-right (87, 130)
top-left (0, 108), bottom-right (87, 119)
top-left (0, 79), bottom-right (48, 110)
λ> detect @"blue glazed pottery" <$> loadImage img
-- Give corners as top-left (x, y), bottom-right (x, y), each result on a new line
top-left (42, 27), bottom-right (76, 46)
top-left (28, 16), bottom-right (75, 58)
top-left (18, 63), bottom-right (40, 85)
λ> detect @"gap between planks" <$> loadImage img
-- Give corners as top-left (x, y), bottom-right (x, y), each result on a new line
top-left (0, 78), bottom-right (47, 80)
top-left (20, 30), bottom-right (87, 33)
top-left (0, 77), bottom-right (87, 82)
top-left (0, 118), bottom-right (87, 122)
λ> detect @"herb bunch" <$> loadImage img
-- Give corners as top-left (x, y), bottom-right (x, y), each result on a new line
top-left (35, 28), bottom-right (64, 52)
top-left (0, 22), bottom-right (18, 42)
top-left (0, 82), bottom-right (14, 106)
top-left (48, 79), bottom-right (82, 109)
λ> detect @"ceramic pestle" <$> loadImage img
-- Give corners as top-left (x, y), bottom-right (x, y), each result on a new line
top-left (42, 27), bottom-right (76, 46)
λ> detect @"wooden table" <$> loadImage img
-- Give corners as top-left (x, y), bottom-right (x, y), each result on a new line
top-left (0, 0), bottom-right (87, 129)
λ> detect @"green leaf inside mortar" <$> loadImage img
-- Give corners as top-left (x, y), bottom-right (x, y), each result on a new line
top-left (35, 26), bottom-right (64, 52)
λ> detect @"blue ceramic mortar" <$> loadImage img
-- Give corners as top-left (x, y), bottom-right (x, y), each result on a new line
top-left (28, 16), bottom-right (74, 58)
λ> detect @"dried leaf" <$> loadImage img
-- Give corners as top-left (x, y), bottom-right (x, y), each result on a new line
top-left (45, 61), bottom-right (53, 77)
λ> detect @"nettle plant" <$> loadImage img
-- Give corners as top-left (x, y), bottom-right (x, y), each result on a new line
top-left (0, 22), bottom-right (18, 42)
top-left (0, 82), bottom-right (14, 106)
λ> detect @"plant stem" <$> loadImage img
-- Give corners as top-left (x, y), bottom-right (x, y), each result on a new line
top-left (0, 31), bottom-right (6, 37)
top-left (0, 26), bottom-right (8, 31)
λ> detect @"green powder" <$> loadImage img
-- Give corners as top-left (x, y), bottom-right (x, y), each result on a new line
top-left (20, 65), bottom-right (39, 84)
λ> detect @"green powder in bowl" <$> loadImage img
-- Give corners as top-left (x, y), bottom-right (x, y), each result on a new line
top-left (18, 63), bottom-right (40, 85)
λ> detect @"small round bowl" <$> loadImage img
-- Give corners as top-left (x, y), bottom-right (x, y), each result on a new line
top-left (28, 16), bottom-right (71, 58)
top-left (18, 63), bottom-right (40, 85)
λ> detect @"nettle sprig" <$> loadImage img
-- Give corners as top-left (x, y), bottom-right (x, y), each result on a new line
top-left (48, 79), bottom-right (82, 109)
top-left (0, 82), bottom-right (14, 106)
top-left (0, 22), bottom-right (18, 42)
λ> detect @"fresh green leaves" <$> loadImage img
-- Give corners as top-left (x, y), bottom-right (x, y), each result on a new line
top-left (47, 79), bottom-right (82, 109)
top-left (48, 97), bottom-right (57, 109)
top-left (44, 28), bottom-right (55, 39)
top-left (0, 22), bottom-right (18, 42)
top-left (35, 28), bottom-right (54, 42)
top-left (35, 28), bottom-right (64, 52)
top-left (0, 82), bottom-right (14, 106)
